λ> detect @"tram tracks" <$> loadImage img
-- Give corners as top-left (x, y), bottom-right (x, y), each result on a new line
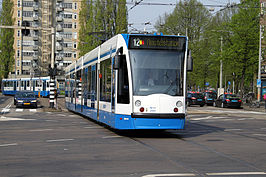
top-left (121, 126), bottom-right (266, 177)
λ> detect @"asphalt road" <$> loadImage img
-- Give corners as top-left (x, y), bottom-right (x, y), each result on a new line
top-left (0, 95), bottom-right (266, 177)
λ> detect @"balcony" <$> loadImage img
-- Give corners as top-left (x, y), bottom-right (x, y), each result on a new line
top-left (33, 46), bottom-right (38, 51)
top-left (33, 36), bottom-right (38, 41)
top-left (33, 55), bottom-right (39, 60)
top-left (57, 7), bottom-right (63, 12)
top-left (33, 5), bottom-right (39, 11)
top-left (56, 46), bottom-right (63, 51)
top-left (56, 16), bottom-right (63, 22)
top-left (33, 15), bottom-right (38, 21)
top-left (57, 0), bottom-right (62, 2)
top-left (56, 25), bottom-right (63, 32)
top-left (56, 56), bottom-right (63, 61)
top-left (56, 36), bottom-right (63, 41)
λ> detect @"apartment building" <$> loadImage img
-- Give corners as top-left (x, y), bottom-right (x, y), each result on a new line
top-left (11, 0), bottom-right (80, 84)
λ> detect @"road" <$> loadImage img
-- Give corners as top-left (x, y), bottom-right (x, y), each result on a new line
top-left (0, 95), bottom-right (266, 177)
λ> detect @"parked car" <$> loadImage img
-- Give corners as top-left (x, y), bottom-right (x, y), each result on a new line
top-left (14, 91), bottom-right (38, 108)
top-left (187, 92), bottom-right (205, 107)
top-left (204, 91), bottom-right (217, 106)
top-left (215, 93), bottom-right (242, 108)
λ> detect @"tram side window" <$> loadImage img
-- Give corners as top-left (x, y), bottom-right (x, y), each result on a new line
top-left (91, 65), bottom-right (97, 101)
top-left (117, 56), bottom-right (129, 104)
top-left (82, 68), bottom-right (88, 101)
top-left (100, 59), bottom-right (111, 102)
top-left (87, 66), bottom-right (91, 99)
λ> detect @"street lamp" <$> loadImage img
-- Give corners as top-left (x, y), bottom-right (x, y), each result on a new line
top-left (257, 25), bottom-right (263, 103)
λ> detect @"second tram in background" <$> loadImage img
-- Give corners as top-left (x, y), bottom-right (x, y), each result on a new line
top-left (65, 33), bottom-right (192, 130)
top-left (1, 77), bottom-right (51, 97)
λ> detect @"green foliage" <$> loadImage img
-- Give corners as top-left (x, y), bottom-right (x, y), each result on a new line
top-left (78, 0), bottom-right (128, 56)
top-left (0, 0), bottom-right (15, 79)
top-left (223, 0), bottom-right (259, 95)
top-left (155, 0), bottom-right (260, 95)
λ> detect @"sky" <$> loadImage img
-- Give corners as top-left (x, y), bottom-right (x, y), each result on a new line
top-left (127, 0), bottom-right (241, 33)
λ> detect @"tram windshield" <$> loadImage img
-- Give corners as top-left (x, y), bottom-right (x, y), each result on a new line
top-left (129, 49), bottom-right (184, 96)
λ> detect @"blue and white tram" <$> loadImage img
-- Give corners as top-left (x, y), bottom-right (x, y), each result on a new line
top-left (65, 33), bottom-right (192, 130)
top-left (2, 76), bottom-right (51, 97)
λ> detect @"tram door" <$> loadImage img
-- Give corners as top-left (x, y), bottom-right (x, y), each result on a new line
top-left (111, 60), bottom-right (116, 113)
top-left (13, 81), bottom-right (16, 91)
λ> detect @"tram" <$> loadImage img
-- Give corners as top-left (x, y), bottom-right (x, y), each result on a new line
top-left (65, 33), bottom-right (192, 130)
top-left (1, 76), bottom-right (51, 97)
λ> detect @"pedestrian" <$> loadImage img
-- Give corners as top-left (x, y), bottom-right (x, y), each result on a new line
top-left (264, 94), bottom-right (266, 110)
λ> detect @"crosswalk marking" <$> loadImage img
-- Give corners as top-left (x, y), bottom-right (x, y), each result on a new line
top-left (1, 108), bottom-right (39, 113)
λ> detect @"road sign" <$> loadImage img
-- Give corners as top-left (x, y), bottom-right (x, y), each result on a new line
top-left (205, 82), bottom-right (209, 86)
top-left (257, 79), bottom-right (261, 87)
top-left (228, 81), bottom-right (231, 85)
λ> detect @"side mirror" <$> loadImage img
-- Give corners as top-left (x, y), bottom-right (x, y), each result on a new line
top-left (113, 55), bottom-right (125, 70)
top-left (187, 50), bottom-right (193, 72)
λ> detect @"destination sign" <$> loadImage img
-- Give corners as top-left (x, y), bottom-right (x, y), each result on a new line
top-left (128, 35), bottom-right (186, 50)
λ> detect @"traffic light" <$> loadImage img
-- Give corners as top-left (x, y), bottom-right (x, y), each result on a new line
top-left (22, 21), bottom-right (30, 36)
top-left (48, 64), bottom-right (57, 77)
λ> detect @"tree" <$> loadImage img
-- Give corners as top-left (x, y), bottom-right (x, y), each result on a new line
top-left (78, 0), bottom-right (128, 56)
top-left (115, 0), bottom-right (128, 34)
top-left (223, 0), bottom-right (259, 96)
top-left (155, 0), bottom-right (211, 45)
top-left (155, 0), bottom-right (212, 89)
top-left (0, 0), bottom-right (15, 79)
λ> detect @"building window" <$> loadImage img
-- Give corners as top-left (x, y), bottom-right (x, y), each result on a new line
top-left (17, 0), bottom-right (20, 7)
top-left (74, 22), bottom-right (77, 29)
top-left (17, 50), bottom-right (20, 58)
top-left (17, 30), bottom-right (20, 37)
top-left (17, 70), bottom-right (20, 75)
top-left (17, 40), bottom-right (20, 47)
top-left (73, 53), bottom-right (77, 58)
top-left (18, 10), bottom-right (20, 17)
top-left (17, 59), bottom-right (20, 67)
top-left (23, 11), bottom-right (33, 17)
top-left (64, 13), bottom-right (72, 19)
top-left (74, 3), bottom-right (77, 10)
top-left (63, 23), bottom-right (72, 28)
top-left (73, 32), bottom-right (77, 39)
top-left (64, 52), bottom-right (72, 58)
top-left (74, 14), bottom-right (77, 20)
top-left (18, 20), bottom-right (20, 26)
top-left (63, 3), bottom-right (72, 9)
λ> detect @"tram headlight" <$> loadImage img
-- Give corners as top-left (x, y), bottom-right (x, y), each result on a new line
top-left (176, 101), bottom-right (182, 107)
top-left (135, 100), bottom-right (141, 107)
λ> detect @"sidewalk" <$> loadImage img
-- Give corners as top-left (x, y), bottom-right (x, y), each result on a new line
top-left (242, 102), bottom-right (266, 112)
top-left (38, 95), bottom-right (66, 112)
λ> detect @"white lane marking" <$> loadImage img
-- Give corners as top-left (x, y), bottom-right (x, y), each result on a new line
top-left (1, 108), bottom-right (10, 113)
top-left (206, 172), bottom-right (266, 176)
top-left (253, 134), bottom-right (266, 137)
top-left (1, 104), bottom-right (11, 113)
top-left (190, 116), bottom-right (228, 121)
top-left (83, 126), bottom-right (101, 129)
top-left (142, 174), bottom-right (196, 177)
top-left (0, 117), bottom-right (35, 121)
top-left (30, 109), bottom-right (37, 112)
top-left (29, 129), bottom-right (53, 132)
top-left (102, 135), bottom-right (123, 139)
top-left (46, 139), bottom-right (74, 143)
top-left (45, 120), bottom-right (58, 122)
top-left (16, 109), bottom-right (23, 112)
top-left (0, 143), bottom-right (18, 147)
top-left (224, 129), bottom-right (242, 131)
